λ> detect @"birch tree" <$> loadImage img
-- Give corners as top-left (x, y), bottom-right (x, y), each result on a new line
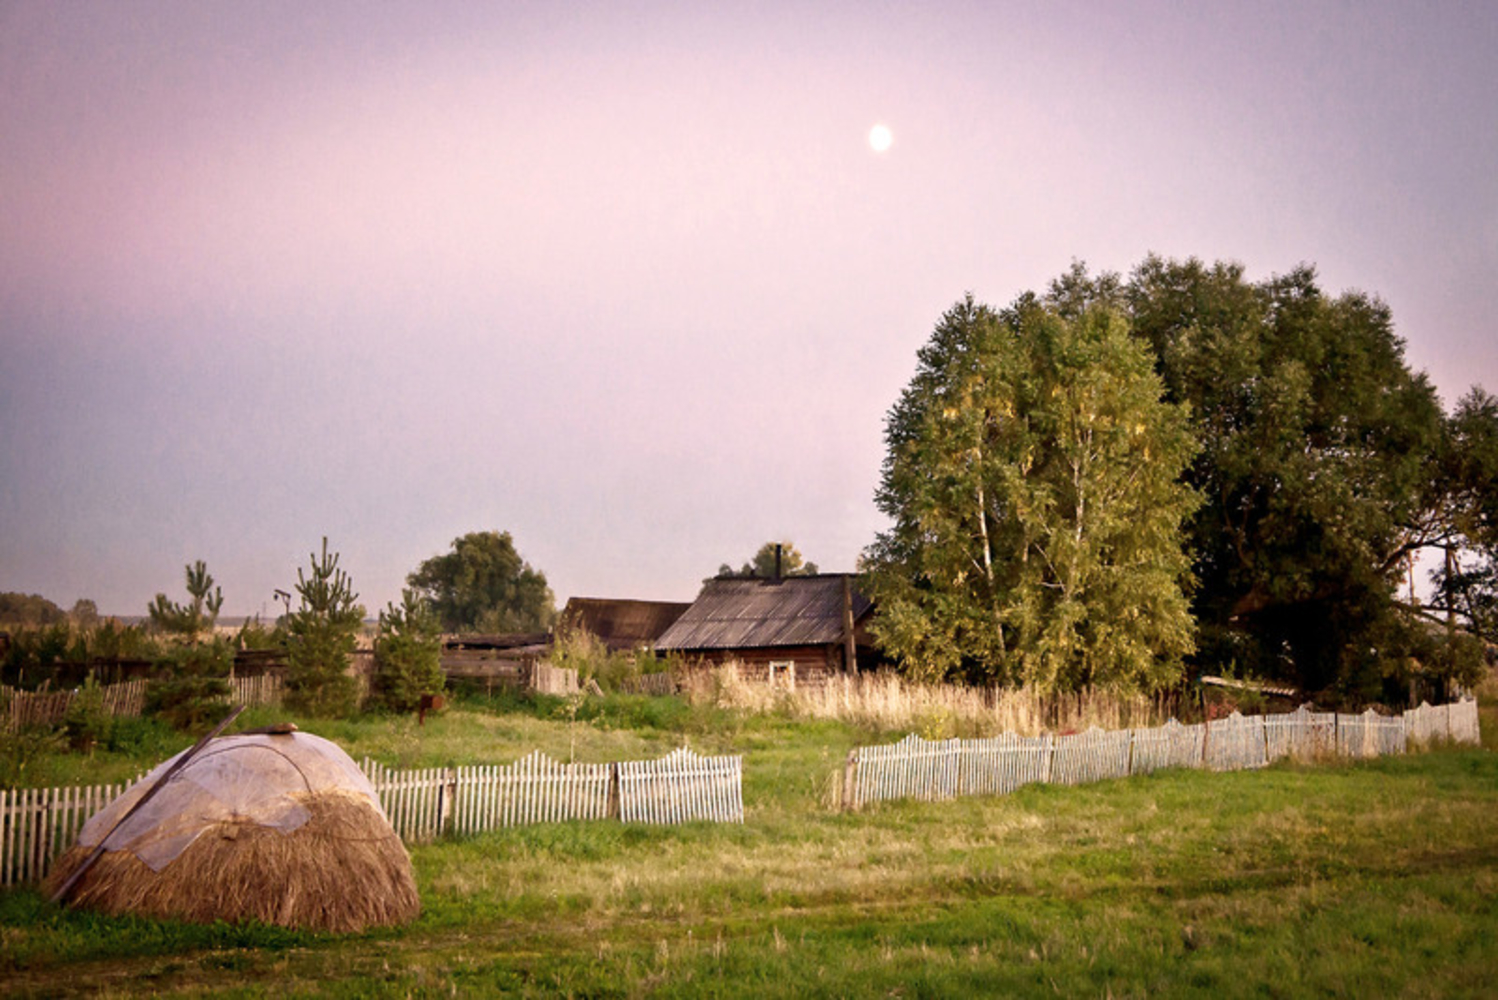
top-left (865, 295), bottom-right (1199, 694)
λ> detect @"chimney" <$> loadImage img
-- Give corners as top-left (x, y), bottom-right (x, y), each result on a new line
top-left (774, 543), bottom-right (783, 581)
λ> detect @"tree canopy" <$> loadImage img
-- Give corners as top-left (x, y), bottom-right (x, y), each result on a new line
top-left (716, 541), bottom-right (819, 580)
top-left (865, 294), bottom-right (1200, 694)
top-left (1051, 256), bottom-right (1490, 697)
top-left (0, 593), bottom-right (68, 628)
top-left (407, 531), bottom-right (556, 634)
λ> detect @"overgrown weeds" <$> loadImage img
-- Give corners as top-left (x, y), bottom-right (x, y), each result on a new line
top-left (678, 663), bottom-right (1180, 737)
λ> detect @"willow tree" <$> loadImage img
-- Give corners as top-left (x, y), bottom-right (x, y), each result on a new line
top-left (865, 295), bottom-right (1199, 695)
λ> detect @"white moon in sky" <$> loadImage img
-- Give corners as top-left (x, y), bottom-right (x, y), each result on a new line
top-left (869, 124), bottom-right (893, 152)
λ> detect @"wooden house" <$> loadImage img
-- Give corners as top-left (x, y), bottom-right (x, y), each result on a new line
top-left (654, 574), bottom-right (875, 688)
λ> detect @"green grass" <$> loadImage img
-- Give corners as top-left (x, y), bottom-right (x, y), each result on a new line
top-left (2, 697), bottom-right (1496, 997)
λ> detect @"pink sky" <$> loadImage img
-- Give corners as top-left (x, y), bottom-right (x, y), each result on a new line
top-left (3, 1), bottom-right (1496, 616)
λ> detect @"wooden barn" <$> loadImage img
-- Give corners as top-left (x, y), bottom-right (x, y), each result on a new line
top-left (654, 574), bottom-right (875, 688)
top-left (557, 597), bottom-right (691, 652)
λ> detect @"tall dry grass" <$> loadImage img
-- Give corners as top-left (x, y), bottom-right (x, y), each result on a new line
top-left (676, 662), bottom-right (1180, 738)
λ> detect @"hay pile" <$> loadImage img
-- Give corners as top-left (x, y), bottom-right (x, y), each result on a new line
top-left (45, 732), bottom-right (419, 933)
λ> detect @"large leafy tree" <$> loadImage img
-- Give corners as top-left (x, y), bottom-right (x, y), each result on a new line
top-left (865, 294), bottom-right (1200, 695)
top-left (1057, 256), bottom-right (1485, 697)
top-left (407, 531), bottom-right (555, 634)
top-left (716, 541), bottom-right (819, 580)
top-left (1431, 388), bottom-right (1498, 647)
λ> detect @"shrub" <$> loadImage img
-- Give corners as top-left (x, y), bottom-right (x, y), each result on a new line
top-left (374, 590), bottom-right (445, 713)
top-left (145, 639), bottom-right (233, 733)
top-left (62, 673), bottom-right (114, 751)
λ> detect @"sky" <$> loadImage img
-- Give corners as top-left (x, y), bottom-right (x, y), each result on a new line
top-left (3, 0), bottom-right (1496, 618)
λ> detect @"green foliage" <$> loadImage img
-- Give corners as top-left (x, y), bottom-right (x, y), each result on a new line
top-left (61, 673), bottom-right (114, 751)
top-left (716, 541), bottom-right (819, 580)
top-left (283, 538), bottom-right (364, 718)
top-left (147, 561), bottom-right (223, 641)
top-left (1432, 388), bottom-right (1498, 647)
top-left (1, 623), bottom-right (79, 684)
top-left (0, 592), bottom-right (67, 628)
top-left (68, 599), bottom-right (100, 630)
top-left (145, 639), bottom-right (233, 733)
top-left (1049, 256), bottom-right (1487, 698)
top-left (373, 589), bottom-right (445, 712)
top-left (407, 530), bottom-right (556, 634)
top-left (232, 617), bottom-right (284, 652)
top-left (143, 562), bottom-right (233, 732)
top-left (866, 293), bottom-right (1200, 694)
top-left (85, 620), bottom-right (162, 662)
top-left (0, 725), bottom-right (63, 788)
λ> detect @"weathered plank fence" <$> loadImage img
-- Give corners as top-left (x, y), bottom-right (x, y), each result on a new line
top-left (2, 679), bottom-right (149, 731)
top-left (841, 699), bottom-right (1481, 810)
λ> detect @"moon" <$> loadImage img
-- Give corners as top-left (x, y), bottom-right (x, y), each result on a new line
top-left (868, 123), bottom-right (893, 152)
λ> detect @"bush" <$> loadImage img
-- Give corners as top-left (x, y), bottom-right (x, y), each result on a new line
top-left (145, 639), bottom-right (233, 733)
top-left (62, 674), bottom-right (114, 751)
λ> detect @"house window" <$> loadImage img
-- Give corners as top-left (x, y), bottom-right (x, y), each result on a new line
top-left (768, 660), bottom-right (796, 690)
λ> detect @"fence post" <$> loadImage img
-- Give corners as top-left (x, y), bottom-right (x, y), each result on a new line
top-left (607, 762), bottom-right (621, 820)
top-left (841, 748), bottom-right (859, 812)
top-left (438, 767), bottom-right (457, 838)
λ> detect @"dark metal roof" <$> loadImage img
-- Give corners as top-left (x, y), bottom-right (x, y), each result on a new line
top-left (654, 575), bottom-right (872, 652)
top-left (558, 598), bottom-right (691, 649)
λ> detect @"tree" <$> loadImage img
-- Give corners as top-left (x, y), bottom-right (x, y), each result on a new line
top-left (716, 541), bottom-right (820, 580)
top-left (407, 531), bottom-right (555, 634)
top-left (865, 294), bottom-right (1200, 694)
top-left (148, 560), bottom-right (223, 641)
top-left (374, 589), bottom-right (445, 712)
top-left (69, 599), bottom-right (100, 630)
top-left (1115, 257), bottom-right (1461, 696)
top-left (0, 593), bottom-right (67, 628)
top-left (143, 561), bottom-right (231, 732)
top-left (284, 538), bottom-right (365, 718)
top-left (1431, 388), bottom-right (1498, 648)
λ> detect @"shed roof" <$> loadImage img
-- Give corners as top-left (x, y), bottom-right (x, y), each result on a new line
top-left (558, 597), bottom-right (691, 649)
top-left (654, 575), bottom-right (872, 651)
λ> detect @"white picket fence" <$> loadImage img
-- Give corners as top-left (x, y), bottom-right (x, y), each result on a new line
top-left (0, 746), bottom-right (742, 886)
top-left (0, 779), bottom-right (137, 887)
top-left (841, 699), bottom-right (1482, 810)
top-left (361, 747), bottom-right (743, 843)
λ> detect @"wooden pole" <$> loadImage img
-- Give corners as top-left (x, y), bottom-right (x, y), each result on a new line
top-left (841, 575), bottom-right (857, 674)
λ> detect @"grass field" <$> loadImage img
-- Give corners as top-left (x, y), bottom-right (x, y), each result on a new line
top-left (3, 693), bottom-right (1496, 998)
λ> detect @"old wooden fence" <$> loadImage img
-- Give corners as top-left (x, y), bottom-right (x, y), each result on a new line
top-left (841, 699), bottom-right (1481, 810)
top-left (0, 747), bottom-right (741, 886)
top-left (362, 747), bottom-right (743, 842)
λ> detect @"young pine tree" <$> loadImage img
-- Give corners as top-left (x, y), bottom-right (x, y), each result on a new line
top-left (374, 590), bottom-right (445, 712)
top-left (144, 561), bottom-right (233, 732)
top-left (284, 539), bottom-right (365, 718)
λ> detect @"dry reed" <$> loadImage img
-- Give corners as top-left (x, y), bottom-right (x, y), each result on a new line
top-left (677, 663), bottom-right (1178, 737)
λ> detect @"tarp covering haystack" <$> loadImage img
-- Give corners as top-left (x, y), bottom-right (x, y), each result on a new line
top-left (45, 731), bottom-right (419, 932)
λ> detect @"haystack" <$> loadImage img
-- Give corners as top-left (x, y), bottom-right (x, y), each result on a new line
top-left (45, 731), bottom-right (419, 933)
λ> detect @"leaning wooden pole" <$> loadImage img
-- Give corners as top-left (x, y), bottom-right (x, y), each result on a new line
top-left (50, 704), bottom-right (246, 905)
